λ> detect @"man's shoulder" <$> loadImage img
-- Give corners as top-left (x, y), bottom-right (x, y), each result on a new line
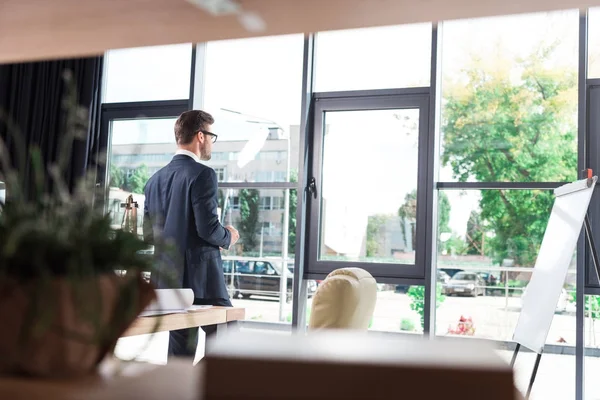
top-left (189, 162), bottom-right (215, 177)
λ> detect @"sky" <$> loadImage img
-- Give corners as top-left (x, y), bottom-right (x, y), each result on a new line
top-left (104, 8), bottom-right (590, 238)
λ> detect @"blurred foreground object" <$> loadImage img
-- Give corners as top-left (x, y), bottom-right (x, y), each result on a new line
top-left (204, 330), bottom-right (520, 399)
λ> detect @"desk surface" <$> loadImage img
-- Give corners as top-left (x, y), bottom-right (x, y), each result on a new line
top-left (122, 306), bottom-right (244, 337)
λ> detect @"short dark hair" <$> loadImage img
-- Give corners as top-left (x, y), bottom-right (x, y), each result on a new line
top-left (174, 110), bottom-right (214, 145)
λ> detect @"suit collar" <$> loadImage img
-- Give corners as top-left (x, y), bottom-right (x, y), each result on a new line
top-left (175, 149), bottom-right (201, 163)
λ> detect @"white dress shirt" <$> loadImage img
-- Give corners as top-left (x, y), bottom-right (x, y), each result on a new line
top-left (175, 149), bottom-right (201, 163)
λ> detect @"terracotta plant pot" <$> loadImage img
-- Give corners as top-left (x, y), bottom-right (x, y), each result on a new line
top-left (0, 272), bottom-right (156, 378)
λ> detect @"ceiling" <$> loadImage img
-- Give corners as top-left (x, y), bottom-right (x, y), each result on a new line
top-left (1, 0), bottom-right (599, 63)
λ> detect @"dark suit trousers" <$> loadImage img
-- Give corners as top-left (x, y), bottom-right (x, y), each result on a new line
top-left (167, 297), bottom-right (232, 359)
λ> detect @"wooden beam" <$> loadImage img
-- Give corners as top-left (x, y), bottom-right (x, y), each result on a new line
top-left (1, 0), bottom-right (600, 63)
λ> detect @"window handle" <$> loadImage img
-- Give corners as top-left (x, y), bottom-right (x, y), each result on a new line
top-left (306, 177), bottom-right (317, 199)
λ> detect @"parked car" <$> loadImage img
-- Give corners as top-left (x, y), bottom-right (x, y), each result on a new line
top-left (443, 271), bottom-right (485, 297)
top-left (395, 270), bottom-right (451, 293)
top-left (223, 260), bottom-right (317, 302)
top-left (477, 271), bottom-right (502, 295)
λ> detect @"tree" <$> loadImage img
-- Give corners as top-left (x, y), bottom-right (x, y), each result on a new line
top-left (287, 171), bottom-right (298, 254)
top-left (398, 190), bottom-right (417, 250)
top-left (125, 164), bottom-right (149, 194)
top-left (239, 188), bottom-right (260, 251)
top-left (442, 44), bottom-right (577, 266)
top-left (443, 233), bottom-right (468, 256)
top-left (398, 190), bottom-right (451, 250)
top-left (438, 191), bottom-right (451, 234)
top-left (109, 164), bottom-right (125, 189)
top-left (366, 214), bottom-right (391, 257)
top-left (465, 210), bottom-right (484, 255)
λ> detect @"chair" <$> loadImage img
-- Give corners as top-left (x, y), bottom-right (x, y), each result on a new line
top-left (308, 268), bottom-right (377, 330)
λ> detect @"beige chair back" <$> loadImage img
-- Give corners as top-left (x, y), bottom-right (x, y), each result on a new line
top-left (308, 268), bottom-right (377, 330)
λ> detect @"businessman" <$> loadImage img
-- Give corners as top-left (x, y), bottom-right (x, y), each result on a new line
top-left (143, 110), bottom-right (240, 358)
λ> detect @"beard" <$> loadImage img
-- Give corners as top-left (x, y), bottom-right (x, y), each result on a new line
top-left (200, 146), bottom-right (211, 161)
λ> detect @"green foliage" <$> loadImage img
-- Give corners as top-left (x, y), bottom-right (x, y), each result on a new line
top-left (466, 210), bottom-right (484, 255)
top-left (399, 191), bottom-right (451, 251)
top-left (239, 188), bottom-right (260, 251)
top-left (570, 293), bottom-right (600, 319)
top-left (443, 233), bottom-right (468, 256)
top-left (400, 317), bottom-right (416, 332)
top-left (366, 214), bottom-right (391, 257)
top-left (438, 192), bottom-right (451, 234)
top-left (288, 171), bottom-right (298, 253)
top-left (398, 190), bottom-right (417, 250)
top-left (125, 165), bottom-right (149, 194)
top-left (407, 284), bottom-right (445, 330)
top-left (109, 164), bottom-right (149, 195)
top-left (109, 164), bottom-right (125, 189)
top-left (442, 45), bottom-right (577, 266)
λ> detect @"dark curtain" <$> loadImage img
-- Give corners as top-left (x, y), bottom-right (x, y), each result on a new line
top-left (0, 56), bottom-right (103, 198)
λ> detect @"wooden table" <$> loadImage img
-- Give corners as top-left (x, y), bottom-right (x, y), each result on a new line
top-left (122, 306), bottom-right (245, 337)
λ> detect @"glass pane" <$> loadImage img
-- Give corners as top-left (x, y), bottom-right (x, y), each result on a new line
top-left (585, 295), bottom-right (600, 399)
top-left (315, 24), bottom-right (432, 91)
top-left (372, 285), bottom-right (428, 334)
top-left (590, 8), bottom-right (600, 79)
top-left (104, 44), bottom-right (192, 103)
top-left (436, 189), bottom-right (576, 341)
top-left (319, 109), bottom-right (419, 264)
top-left (201, 34), bottom-right (303, 182)
top-left (108, 118), bottom-right (298, 324)
top-left (219, 187), bottom-right (298, 323)
top-left (440, 10), bottom-right (578, 183)
top-left (107, 118), bottom-right (178, 235)
top-left (304, 282), bottom-right (427, 334)
top-left (0, 181), bottom-right (4, 203)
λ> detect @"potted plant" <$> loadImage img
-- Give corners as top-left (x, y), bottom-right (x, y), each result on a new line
top-left (0, 71), bottom-right (158, 378)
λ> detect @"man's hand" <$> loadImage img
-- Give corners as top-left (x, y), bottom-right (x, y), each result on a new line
top-left (225, 225), bottom-right (240, 246)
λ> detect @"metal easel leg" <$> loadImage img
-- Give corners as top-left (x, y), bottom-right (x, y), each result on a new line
top-left (526, 352), bottom-right (543, 399)
top-left (510, 343), bottom-right (521, 368)
top-left (584, 215), bottom-right (600, 283)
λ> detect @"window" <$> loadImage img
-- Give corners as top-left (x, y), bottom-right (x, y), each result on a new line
top-left (440, 10), bottom-right (578, 183)
top-left (315, 23), bottom-right (432, 92)
top-left (436, 189), bottom-right (575, 342)
top-left (272, 196), bottom-right (284, 210)
top-left (0, 181), bottom-right (5, 204)
top-left (259, 197), bottom-right (272, 210)
top-left (218, 186), bottom-right (296, 323)
top-left (201, 34), bottom-right (303, 182)
top-left (104, 44), bottom-right (192, 103)
top-left (317, 108), bottom-right (421, 265)
top-left (107, 118), bottom-right (178, 234)
top-left (218, 188), bottom-right (295, 259)
top-left (214, 167), bottom-right (226, 181)
top-left (590, 8), bottom-right (600, 78)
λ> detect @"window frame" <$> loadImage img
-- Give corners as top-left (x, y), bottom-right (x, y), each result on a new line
top-left (305, 88), bottom-right (431, 281)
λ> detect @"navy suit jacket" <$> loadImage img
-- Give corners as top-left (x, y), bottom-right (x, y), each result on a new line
top-left (143, 154), bottom-right (231, 300)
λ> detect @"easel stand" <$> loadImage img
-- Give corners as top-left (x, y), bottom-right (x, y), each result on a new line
top-left (510, 343), bottom-right (543, 399)
top-left (510, 213), bottom-right (600, 399)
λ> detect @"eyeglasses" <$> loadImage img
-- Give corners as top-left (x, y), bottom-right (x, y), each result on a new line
top-left (199, 130), bottom-right (218, 144)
